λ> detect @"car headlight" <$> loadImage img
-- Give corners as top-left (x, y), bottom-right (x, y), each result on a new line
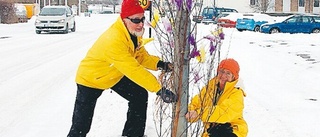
top-left (59, 19), bottom-right (65, 23)
top-left (35, 19), bottom-right (40, 24)
top-left (262, 25), bottom-right (270, 29)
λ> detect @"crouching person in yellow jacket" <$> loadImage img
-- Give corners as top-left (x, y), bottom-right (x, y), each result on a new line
top-left (185, 58), bottom-right (248, 137)
top-left (67, 0), bottom-right (177, 137)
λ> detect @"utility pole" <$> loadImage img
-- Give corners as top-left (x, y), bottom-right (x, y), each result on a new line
top-left (78, 0), bottom-right (81, 16)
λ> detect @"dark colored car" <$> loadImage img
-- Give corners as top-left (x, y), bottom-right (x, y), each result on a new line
top-left (260, 14), bottom-right (320, 34)
top-left (192, 7), bottom-right (238, 23)
top-left (99, 11), bottom-right (113, 14)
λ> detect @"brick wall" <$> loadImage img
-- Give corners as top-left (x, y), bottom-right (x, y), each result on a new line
top-left (275, 0), bottom-right (283, 12)
top-left (274, 0), bottom-right (319, 13)
top-left (291, 0), bottom-right (298, 12)
top-left (305, 0), bottom-right (314, 13)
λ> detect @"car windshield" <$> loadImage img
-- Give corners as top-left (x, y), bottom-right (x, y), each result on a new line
top-left (203, 8), bottom-right (214, 14)
top-left (217, 13), bottom-right (229, 18)
top-left (39, 8), bottom-right (65, 16)
top-left (217, 8), bottom-right (238, 13)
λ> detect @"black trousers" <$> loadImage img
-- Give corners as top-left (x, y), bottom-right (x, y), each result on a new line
top-left (67, 76), bottom-right (148, 137)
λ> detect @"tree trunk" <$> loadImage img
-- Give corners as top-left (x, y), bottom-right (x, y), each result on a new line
top-left (172, 9), bottom-right (190, 137)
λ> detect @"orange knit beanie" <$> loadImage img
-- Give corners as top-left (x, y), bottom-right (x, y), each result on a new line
top-left (218, 58), bottom-right (240, 80)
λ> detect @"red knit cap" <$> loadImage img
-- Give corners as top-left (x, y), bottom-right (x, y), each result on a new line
top-left (218, 58), bottom-right (240, 80)
top-left (120, 0), bottom-right (145, 19)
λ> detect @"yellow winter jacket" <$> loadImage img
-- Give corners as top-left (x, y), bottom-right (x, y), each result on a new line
top-left (188, 77), bottom-right (248, 137)
top-left (75, 17), bottom-right (161, 92)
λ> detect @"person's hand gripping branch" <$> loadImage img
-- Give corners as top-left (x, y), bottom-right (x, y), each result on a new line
top-left (157, 61), bottom-right (173, 72)
top-left (156, 87), bottom-right (178, 103)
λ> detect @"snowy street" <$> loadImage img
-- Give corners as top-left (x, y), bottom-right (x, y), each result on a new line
top-left (0, 14), bottom-right (320, 137)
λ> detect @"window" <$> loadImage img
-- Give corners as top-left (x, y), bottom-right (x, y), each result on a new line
top-left (299, 0), bottom-right (305, 7)
top-left (313, 16), bottom-right (320, 22)
top-left (315, 0), bottom-right (319, 7)
top-left (207, 8), bottom-right (214, 14)
top-left (301, 16), bottom-right (310, 23)
top-left (40, 8), bottom-right (66, 16)
top-left (287, 17), bottom-right (299, 23)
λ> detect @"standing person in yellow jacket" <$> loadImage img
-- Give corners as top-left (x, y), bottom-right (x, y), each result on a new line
top-left (67, 0), bottom-right (177, 136)
top-left (185, 58), bottom-right (248, 137)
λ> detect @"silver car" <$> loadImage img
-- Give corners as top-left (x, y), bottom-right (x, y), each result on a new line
top-left (35, 5), bottom-right (76, 34)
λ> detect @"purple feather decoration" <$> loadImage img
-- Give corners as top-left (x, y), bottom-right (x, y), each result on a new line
top-left (209, 42), bottom-right (216, 55)
top-left (194, 72), bottom-right (200, 83)
top-left (175, 0), bottom-right (182, 10)
top-left (203, 35), bottom-right (215, 42)
top-left (186, 0), bottom-right (192, 11)
top-left (190, 48), bottom-right (200, 58)
top-left (219, 32), bottom-right (225, 40)
top-left (189, 35), bottom-right (196, 46)
top-left (162, 18), bottom-right (172, 33)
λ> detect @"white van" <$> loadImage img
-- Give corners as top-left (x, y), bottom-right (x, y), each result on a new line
top-left (35, 5), bottom-right (76, 34)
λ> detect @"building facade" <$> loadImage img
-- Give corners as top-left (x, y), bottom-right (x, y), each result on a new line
top-left (275, 0), bottom-right (320, 14)
top-left (13, 0), bottom-right (79, 8)
top-left (214, 0), bottom-right (319, 14)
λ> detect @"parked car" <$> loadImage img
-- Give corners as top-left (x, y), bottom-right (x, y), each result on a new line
top-left (260, 14), bottom-right (320, 34)
top-left (236, 13), bottom-right (275, 32)
top-left (35, 5), bottom-right (76, 34)
top-left (84, 9), bottom-right (91, 17)
top-left (217, 13), bottom-right (242, 28)
top-left (99, 11), bottom-right (113, 14)
top-left (192, 7), bottom-right (238, 24)
top-left (212, 12), bottom-right (230, 24)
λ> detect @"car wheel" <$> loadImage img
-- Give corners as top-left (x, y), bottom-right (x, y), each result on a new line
top-left (36, 30), bottom-right (41, 34)
top-left (254, 26), bottom-right (260, 32)
top-left (270, 28), bottom-right (279, 34)
top-left (64, 24), bottom-right (69, 34)
top-left (71, 22), bottom-right (76, 32)
top-left (312, 28), bottom-right (320, 33)
top-left (237, 29), bottom-right (243, 32)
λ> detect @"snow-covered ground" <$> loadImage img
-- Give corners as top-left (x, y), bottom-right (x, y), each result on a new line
top-left (0, 14), bottom-right (319, 137)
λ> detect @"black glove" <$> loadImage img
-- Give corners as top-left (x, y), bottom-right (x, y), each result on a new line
top-left (157, 61), bottom-right (173, 72)
top-left (207, 123), bottom-right (236, 137)
top-left (156, 87), bottom-right (178, 103)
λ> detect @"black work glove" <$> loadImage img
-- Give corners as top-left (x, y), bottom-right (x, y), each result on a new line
top-left (156, 87), bottom-right (178, 103)
top-left (207, 123), bottom-right (235, 137)
top-left (157, 61), bottom-right (173, 72)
